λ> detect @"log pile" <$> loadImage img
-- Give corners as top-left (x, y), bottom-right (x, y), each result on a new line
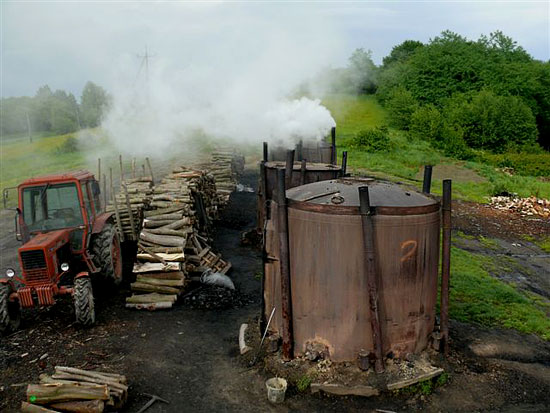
top-left (126, 167), bottom-right (232, 310)
top-left (203, 150), bottom-right (245, 205)
top-left (21, 366), bottom-right (128, 412)
top-left (107, 177), bottom-right (153, 241)
top-left (489, 195), bottom-right (550, 218)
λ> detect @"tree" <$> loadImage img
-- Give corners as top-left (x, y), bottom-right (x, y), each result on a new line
top-left (80, 81), bottom-right (109, 128)
top-left (382, 40), bottom-right (424, 67)
top-left (347, 48), bottom-right (378, 94)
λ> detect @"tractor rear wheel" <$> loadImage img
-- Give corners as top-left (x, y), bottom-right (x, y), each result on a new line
top-left (90, 222), bottom-right (123, 286)
top-left (0, 283), bottom-right (21, 334)
top-left (74, 277), bottom-right (95, 326)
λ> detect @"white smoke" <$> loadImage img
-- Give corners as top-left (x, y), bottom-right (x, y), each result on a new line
top-left (101, 4), bottom-right (342, 156)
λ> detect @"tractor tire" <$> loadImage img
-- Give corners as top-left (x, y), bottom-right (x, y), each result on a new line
top-left (90, 222), bottom-right (123, 286)
top-left (0, 283), bottom-right (21, 334)
top-left (74, 277), bottom-right (95, 326)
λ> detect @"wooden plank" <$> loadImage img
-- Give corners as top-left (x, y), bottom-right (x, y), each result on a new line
top-left (386, 368), bottom-right (444, 391)
top-left (310, 383), bottom-right (379, 397)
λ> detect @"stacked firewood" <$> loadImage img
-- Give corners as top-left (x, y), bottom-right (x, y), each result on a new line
top-left (489, 195), bottom-right (550, 218)
top-left (107, 176), bottom-right (153, 241)
top-left (21, 366), bottom-right (128, 412)
top-left (127, 167), bottom-right (231, 310)
top-left (206, 150), bottom-right (244, 205)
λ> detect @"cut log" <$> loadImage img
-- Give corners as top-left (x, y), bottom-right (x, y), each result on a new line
top-left (139, 232), bottom-right (185, 247)
top-left (54, 367), bottom-right (126, 385)
top-left (126, 293), bottom-right (178, 304)
top-left (137, 252), bottom-right (185, 263)
top-left (49, 400), bottom-right (105, 413)
top-left (144, 206), bottom-right (186, 217)
top-left (26, 383), bottom-right (109, 404)
top-left (130, 282), bottom-right (181, 294)
top-left (50, 374), bottom-right (127, 393)
top-left (145, 213), bottom-right (183, 221)
top-left (125, 302), bottom-right (173, 310)
top-left (136, 276), bottom-right (184, 287)
top-left (133, 262), bottom-right (180, 273)
top-left (142, 228), bottom-right (190, 237)
top-left (21, 402), bottom-right (60, 413)
top-left (133, 271), bottom-right (184, 280)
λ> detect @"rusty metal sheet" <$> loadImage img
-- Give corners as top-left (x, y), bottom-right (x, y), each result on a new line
top-left (285, 207), bottom-right (440, 361)
top-left (286, 179), bottom-right (438, 208)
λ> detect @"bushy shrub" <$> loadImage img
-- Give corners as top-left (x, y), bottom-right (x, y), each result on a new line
top-left (350, 127), bottom-right (392, 152)
top-left (385, 86), bottom-right (418, 130)
top-left (56, 136), bottom-right (79, 153)
top-left (445, 90), bottom-right (538, 152)
top-left (409, 104), bottom-right (475, 160)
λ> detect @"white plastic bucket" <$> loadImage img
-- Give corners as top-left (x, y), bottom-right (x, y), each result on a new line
top-left (265, 377), bottom-right (287, 403)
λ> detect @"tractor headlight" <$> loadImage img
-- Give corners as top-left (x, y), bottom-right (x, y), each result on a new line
top-left (61, 263), bottom-right (69, 272)
top-left (6, 268), bottom-right (15, 278)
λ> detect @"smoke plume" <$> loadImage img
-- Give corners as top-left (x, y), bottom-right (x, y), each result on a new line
top-left (101, 4), bottom-right (343, 156)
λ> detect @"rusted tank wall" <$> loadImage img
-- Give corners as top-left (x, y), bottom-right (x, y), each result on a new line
top-left (263, 198), bottom-right (440, 362)
top-left (263, 206), bottom-right (284, 335)
top-left (257, 162), bottom-right (341, 230)
top-left (264, 162), bottom-right (341, 200)
top-left (269, 142), bottom-right (333, 164)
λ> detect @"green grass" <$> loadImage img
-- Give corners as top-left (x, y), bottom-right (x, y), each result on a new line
top-left (1, 132), bottom-right (87, 191)
top-left (322, 94), bottom-right (550, 202)
top-left (449, 247), bottom-right (550, 340)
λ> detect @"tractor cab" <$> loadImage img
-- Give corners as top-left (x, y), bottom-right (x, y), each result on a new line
top-left (1, 170), bottom-right (122, 333)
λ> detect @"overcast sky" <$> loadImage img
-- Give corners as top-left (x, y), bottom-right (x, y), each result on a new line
top-left (1, 1), bottom-right (549, 98)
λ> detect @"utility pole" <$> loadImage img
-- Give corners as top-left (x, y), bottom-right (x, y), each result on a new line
top-left (136, 46), bottom-right (156, 97)
top-left (25, 111), bottom-right (32, 143)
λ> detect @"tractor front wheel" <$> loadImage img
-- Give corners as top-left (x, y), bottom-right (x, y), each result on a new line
top-left (90, 222), bottom-right (123, 286)
top-left (0, 283), bottom-right (21, 334)
top-left (74, 277), bottom-right (95, 326)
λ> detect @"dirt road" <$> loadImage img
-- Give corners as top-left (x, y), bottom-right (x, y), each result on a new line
top-left (1, 170), bottom-right (549, 412)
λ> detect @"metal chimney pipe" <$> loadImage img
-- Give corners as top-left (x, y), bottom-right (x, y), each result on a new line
top-left (263, 142), bottom-right (268, 162)
top-left (285, 149), bottom-right (295, 188)
top-left (423, 165), bottom-right (433, 194)
top-left (277, 168), bottom-right (293, 360)
top-left (358, 186), bottom-right (385, 373)
top-left (300, 159), bottom-right (307, 186)
top-left (441, 179), bottom-right (452, 356)
top-left (331, 127), bottom-right (337, 165)
top-left (341, 151), bottom-right (348, 177)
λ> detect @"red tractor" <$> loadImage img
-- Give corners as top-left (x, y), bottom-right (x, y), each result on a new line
top-left (1, 171), bottom-right (124, 333)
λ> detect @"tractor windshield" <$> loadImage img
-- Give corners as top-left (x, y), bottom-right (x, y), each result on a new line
top-left (22, 183), bottom-right (83, 232)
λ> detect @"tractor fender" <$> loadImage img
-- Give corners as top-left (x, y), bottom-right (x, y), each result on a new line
top-left (91, 212), bottom-right (114, 235)
top-left (0, 278), bottom-right (15, 288)
top-left (75, 271), bottom-right (90, 279)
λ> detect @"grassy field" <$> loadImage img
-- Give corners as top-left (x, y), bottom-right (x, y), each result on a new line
top-left (322, 95), bottom-right (550, 202)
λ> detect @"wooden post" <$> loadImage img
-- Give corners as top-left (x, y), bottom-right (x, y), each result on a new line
top-left (119, 155), bottom-right (124, 181)
top-left (102, 174), bottom-right (107, 211)
top-left (109, 168), bottom-right (113, 201)
top-left (441, 179), bottom-right (452, 355)
top-left (110, 174), bottom-right (125, 242)
top-left (132, 158), bottom-right (136, 178)
top-left (142, 164), bottom-right (146, 177)
top-left (146, 157), bottom-right (154, 183)
top-left (97, 158), bottom-right (101, 184)
top-left (122, 183), bottom-right (136, 240)
top-left (277, 168), bottom-right (293, 360)
top-left (358, 186), bottom-right (384, 373)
